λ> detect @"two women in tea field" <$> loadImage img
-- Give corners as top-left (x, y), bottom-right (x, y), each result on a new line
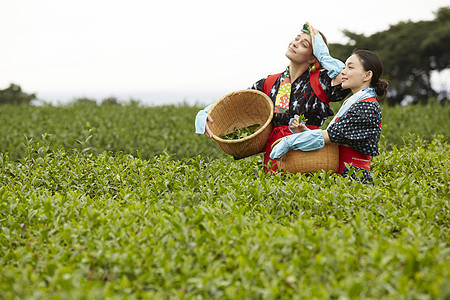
top-left (196, 22), bottom-right (349, 169)
top-left (195, 22), bottom-right (387, 184)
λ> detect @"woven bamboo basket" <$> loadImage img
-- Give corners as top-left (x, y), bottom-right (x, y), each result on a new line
top-left (271, 137), bottom-right (340, 174)
top-left (208, 89), bottom-right (274, 159)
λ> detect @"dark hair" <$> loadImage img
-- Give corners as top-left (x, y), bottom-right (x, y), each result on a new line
top-left (353, 49), bottom-right (388, 98)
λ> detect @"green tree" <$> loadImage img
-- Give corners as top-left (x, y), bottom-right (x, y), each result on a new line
top-left (329, 7), bottom-right (450, 105)
top-left (0, 83), bottom-right (37, 105)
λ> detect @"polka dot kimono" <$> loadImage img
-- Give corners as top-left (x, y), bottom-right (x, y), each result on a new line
top-left (327, 100), bottom-right (382, 183)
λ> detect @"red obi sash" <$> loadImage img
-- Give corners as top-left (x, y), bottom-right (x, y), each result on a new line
top-left (338, 145), bottom-right (372, 174)
top-left (264, 124), bottom-right (319, 173)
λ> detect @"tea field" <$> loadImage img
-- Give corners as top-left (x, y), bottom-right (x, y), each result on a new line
top-left (0, 100), bottom-right (449, 299)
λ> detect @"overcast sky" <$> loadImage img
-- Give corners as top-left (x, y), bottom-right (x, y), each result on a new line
top-left (1, 0), bottom-right (448, 105)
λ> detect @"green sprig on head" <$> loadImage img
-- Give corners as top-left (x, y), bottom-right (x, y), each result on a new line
top-left (301, 23), bottom-right (311, 35)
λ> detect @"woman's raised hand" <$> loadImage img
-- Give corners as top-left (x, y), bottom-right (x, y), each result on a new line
top-left (307, 22), bottom-right (320, 50)
top-left (308, 24), bottom-right (319, 36)
top-left (289, 118), bottom-right (308, 133)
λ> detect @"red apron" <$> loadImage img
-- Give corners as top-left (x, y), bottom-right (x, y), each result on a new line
top-left (264, 124), bottom-right (319, 173)
top-left (336, 97), bottom-right (382, 174)
top-left (338, 145), bottom-right (372, 174)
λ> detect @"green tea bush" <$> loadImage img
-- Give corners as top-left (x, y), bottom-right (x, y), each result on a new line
top-left (0, 100), bottom-right (448, 161)
top-left (0, 100), bottom-right (449, 298)
top-left (0, 133), bottom-right (448, 299)
top-left (0, 102), bottom-right (225, 162)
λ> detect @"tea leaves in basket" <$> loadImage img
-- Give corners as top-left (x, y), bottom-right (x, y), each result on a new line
top-left (219, 123), bottom-right (261, 140)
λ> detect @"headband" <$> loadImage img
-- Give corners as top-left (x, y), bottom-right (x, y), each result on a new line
top-left (301, 23), bottom-right (311, 35)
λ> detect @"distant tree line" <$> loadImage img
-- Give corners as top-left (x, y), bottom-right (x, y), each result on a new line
top-left (329, 6), bottom-right (450, 105)
top-left (0, 84), bottom-right (141, 106)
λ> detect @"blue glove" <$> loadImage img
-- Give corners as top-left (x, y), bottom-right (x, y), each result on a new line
top-left (269, 137), bottom-right (291, 159)
top-left (288, 114), bottom-right (310, 133)
top-left (194, 103), bottom-right (213, 134)
top-left (313, 34), bottom-right (345, 79)
top-left (270, 129), bottom-right (325, 159)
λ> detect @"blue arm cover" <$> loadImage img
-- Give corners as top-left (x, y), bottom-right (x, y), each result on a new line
top-left (270, 129), bottom-right (325, 159)
top-left (194, 103), bottom-right (214, 134)
top-left (313, 34), bottom-right (344, 79)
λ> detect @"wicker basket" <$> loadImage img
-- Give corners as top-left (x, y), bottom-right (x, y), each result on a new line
top-left (271, 137), bottom-right (340, 174)
top-left (208, 89), bottom-right (274, 159)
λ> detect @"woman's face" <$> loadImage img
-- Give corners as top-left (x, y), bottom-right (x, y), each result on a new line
top-left (341, 54), bottom-right (372, 93)
top-left (285, 32), bottom-right (315, 64)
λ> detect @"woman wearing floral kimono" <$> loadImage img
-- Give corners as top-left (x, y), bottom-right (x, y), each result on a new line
top-left (272, 50), bottom-right (388, 184)
top-left (195, 22), bottom-right (350, 172)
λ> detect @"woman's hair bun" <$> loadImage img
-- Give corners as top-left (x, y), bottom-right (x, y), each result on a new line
top-left (374, 79), bottom-right (389, 98)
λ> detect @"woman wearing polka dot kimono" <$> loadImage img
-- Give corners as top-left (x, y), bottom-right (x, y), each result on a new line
top-left (271, 50), bottom-right (388, 184)
top-left (195, 22), bottom-right (350, 173)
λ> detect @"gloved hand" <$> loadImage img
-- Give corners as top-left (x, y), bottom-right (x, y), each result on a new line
top-left (269, 136), bottom-right (291, 159)
top-left (270, 129), bottom-right (325, 159)
top-left (194, 103), bottom-right (213, 134)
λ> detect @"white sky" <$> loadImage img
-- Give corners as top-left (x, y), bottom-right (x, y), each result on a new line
top-left (1, 0), bottom-right (448, 105)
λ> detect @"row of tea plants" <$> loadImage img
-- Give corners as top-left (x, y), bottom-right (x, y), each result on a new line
top-left (0, 99), bottom-right (448, 298)
top-left (0, 99), bottom-right (448, 161)
top-left (0, 132), bottom-right (448, 298)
